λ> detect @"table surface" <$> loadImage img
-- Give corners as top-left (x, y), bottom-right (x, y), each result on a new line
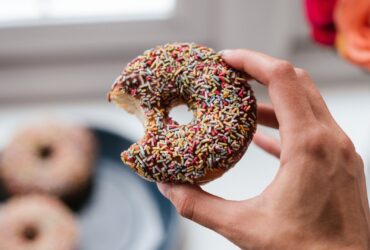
top-left (0, 83), bottom-right (369, 250)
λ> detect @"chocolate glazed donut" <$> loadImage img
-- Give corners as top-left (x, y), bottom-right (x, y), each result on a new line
top-left (109, 43), bottom-right (257, 184)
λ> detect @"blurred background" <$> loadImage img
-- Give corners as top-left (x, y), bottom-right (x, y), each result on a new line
top-left (0, 0), bottom-right (369, 250)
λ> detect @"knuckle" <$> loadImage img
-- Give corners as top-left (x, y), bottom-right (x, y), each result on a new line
top-left (295, 68), bottom-right (310, 80)
top-left (304, 127), bottom-right (332, 160)
top-left (304, 127), bottom-right (358, 164)
top-left (173, 191), bottom-right (195, 220)
top-left (355, 153), bottom-right (364, 166)
top-left (270, 61), bottom-right (295, 78)
top-left (337, 136), bottom-right (357, 162)
top-left (354, 153), bottom-right (365, 174)
top-left (295, 68), bottom-right (322, 98)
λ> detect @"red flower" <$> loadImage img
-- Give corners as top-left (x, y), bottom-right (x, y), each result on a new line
top-left (304, 0), bottom-right (337, 46)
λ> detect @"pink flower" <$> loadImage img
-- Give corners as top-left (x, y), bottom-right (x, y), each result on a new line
top-left (304, 0), bottom-right (337, 46)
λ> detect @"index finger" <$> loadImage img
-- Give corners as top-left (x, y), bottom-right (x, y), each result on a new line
top-left (221, 49), bottom-right (315, 132)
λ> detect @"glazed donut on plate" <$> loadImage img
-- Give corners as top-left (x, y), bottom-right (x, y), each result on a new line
top-left (0, 123), bottom-right (96, 200)
top-left (109, 43), bottom-right (257, 184)
top-left (0, 194), bottom-right (77, 250)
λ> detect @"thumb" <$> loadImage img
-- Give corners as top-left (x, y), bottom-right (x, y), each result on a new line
top-left (157, 183), bottom-right (241, 236)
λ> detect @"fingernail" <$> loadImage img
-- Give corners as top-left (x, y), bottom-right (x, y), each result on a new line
top-left (218, 49), bottom-right (231, 56)
top-left (157, 183), bottom-right (171, 198)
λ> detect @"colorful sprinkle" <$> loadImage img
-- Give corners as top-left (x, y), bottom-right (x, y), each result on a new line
top-left (109, 43), bottom-right (257, 183)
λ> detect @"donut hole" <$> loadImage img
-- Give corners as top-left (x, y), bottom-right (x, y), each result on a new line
top-left (21, 225), bottom-right (39, 242)
top-left (38, 145), bottom-right (53, 159)
top-left (169, 104), bottom-right (194, 125)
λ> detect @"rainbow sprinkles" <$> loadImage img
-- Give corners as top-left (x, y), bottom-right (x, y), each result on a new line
top-left (109, 43), bottom-right (257, 183)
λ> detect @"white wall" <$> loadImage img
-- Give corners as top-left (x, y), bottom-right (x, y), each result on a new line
top-left (1, 0), bottom-right (368, 104)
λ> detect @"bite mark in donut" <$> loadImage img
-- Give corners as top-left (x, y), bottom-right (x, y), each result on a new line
top-left (109, 43), bottom-right (257, 184)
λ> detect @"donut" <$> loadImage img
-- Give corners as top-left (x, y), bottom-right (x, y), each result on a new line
top-left (335, 0), bottom-right (370, 70)
top-left (0, 194), bottom-right (77, 250)
top-left (108, 43), bottom-right (257, 184)
top-left (0, 123), bottom-right (96, 200)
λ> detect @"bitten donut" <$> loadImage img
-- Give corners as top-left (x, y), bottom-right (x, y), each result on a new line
top-left (109, 43), bottom-right (257, 184)
top-left (0, 123), bottom-right (96, 199)
top-left (0, 194), bottom-right (77, 250)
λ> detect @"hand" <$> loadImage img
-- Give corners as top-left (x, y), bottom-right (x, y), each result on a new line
top-left (157, 49), bottom-right (370, 249)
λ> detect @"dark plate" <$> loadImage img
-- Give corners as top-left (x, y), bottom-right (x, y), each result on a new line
top-left (0, 128), bottom-right (180, 250)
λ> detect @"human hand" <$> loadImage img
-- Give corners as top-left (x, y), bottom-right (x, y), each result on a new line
top-left (157, 49), bottom-right (370, 249)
